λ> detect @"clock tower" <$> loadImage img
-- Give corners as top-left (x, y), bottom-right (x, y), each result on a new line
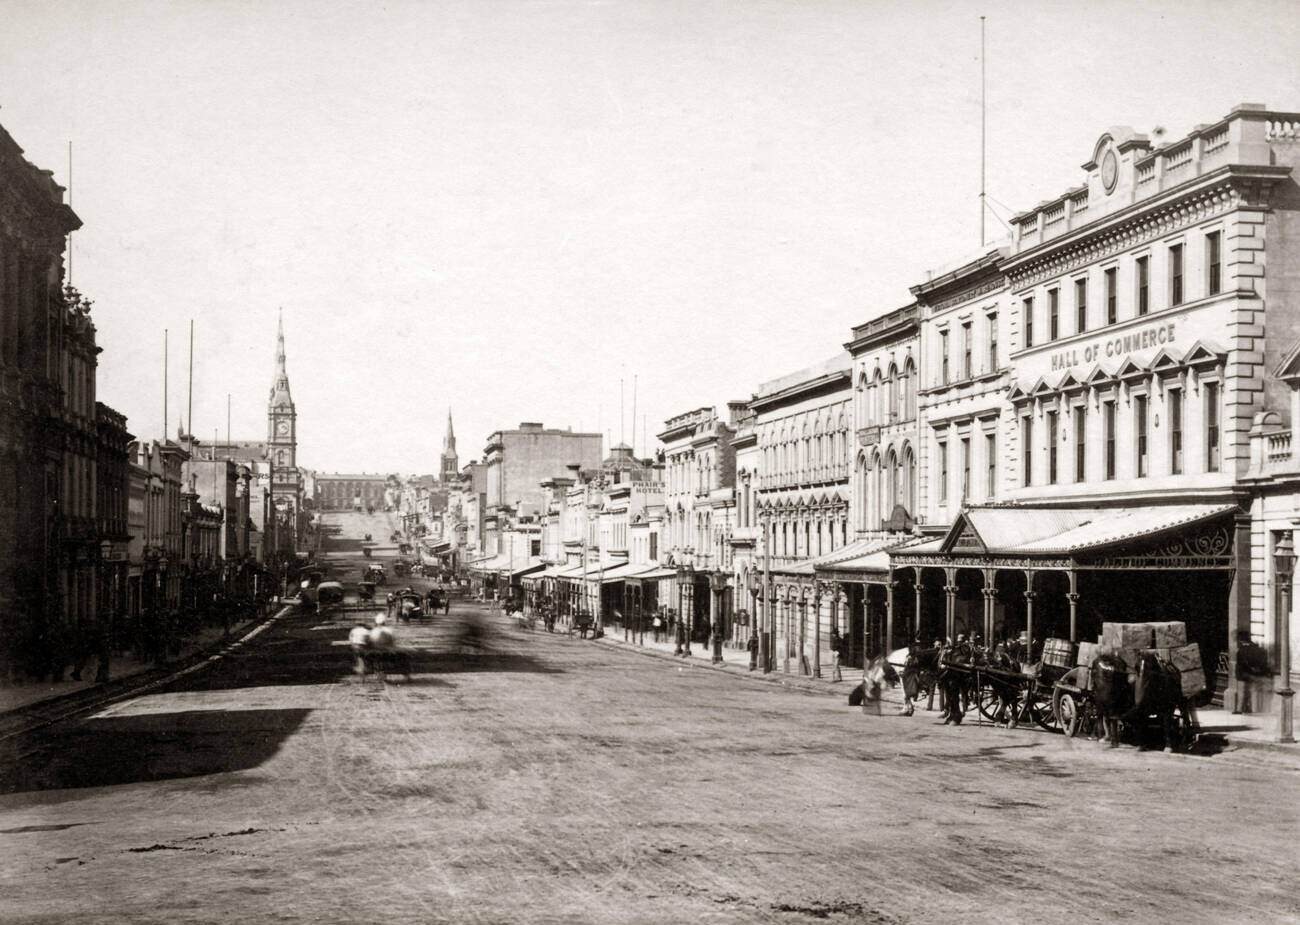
top-left (267, 314), bottom-right (301, 550)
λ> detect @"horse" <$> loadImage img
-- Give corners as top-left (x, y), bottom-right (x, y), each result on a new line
top-left (903, 646), bottom-right (943, 711)
top-left (1122, 651), bottom-right (1186, 752)
top-left (1089, 652), bottom-right (1134, 748)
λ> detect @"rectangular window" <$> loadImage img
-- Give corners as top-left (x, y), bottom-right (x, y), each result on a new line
top-left (1021, 416), bottom-right (1033, 487)
top-left (1137, 256), bottom-right (1150, 315)
top-left (1075, 277), bottom-right (1087, 333)
top-left (1104, 401), bottom-right (1116, 479)
top-left (1169, 389), bottom-right (1183, 474)
top-left (1135, 395), bottom-right (1149, 477)
top-left (1105, 268), bottom-right (1118, 325)
top-left (985, 432), bottom-right (996, 498)
top-left (1074, 406), bottom-right (1086, 482)
top-left (940, 330), bottom-right (950, 384)
top-left (1207, 231), bottom-right (1222, 296)
top-left (1205, 382), bottom-right (1220, 473)
top-left (1047, 410), bottom-right (1059, 484)
top-left (1170, 243), bottom-right (1184, 306)
top-left (1049, 289), bottom-right (1060, 341)
top-left (962, 322), bottom-right (972, 379)
top-left (961, 436), bottom-right (970, 498)
top-left (1023, 297), bottom-right (1034, 348)
top-left (988, 313), bottom-right (998, 372)
top-left (938, 442), bottom-right (949, 502)
top-left (649, 533), bottom-right (657, 560)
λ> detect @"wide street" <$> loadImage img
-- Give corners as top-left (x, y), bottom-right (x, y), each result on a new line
top-left (1, 527), bottom-right (1297, 924)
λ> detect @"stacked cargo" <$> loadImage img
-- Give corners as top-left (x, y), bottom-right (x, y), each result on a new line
top-left (1042, 638), bottom-right (1076, 669)
top-left (1087, 621), bottom-right (1206, 697)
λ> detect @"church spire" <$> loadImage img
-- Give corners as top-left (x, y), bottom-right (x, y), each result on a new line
top-left (440, 407), bottom-right (459, 481)
top-left (269, 311), bottom-right (293, 407)
top-left (276, 309), bottom-right (286, 374)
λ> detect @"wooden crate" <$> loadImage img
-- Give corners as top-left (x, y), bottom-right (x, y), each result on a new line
top-left (1150, 621), bottom-right (1187, 648)
top-left (1169, 643), bottom-right (1201, 672)
top-left (1077, 641), bottom-right (1100, 666)
top-left (1179, 666), bottom-right (1207, 697)
top-left (1102, 623), bottom-right (1154, 650)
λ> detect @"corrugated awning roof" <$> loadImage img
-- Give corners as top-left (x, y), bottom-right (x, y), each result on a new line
top-left (892, 503), bottom-right (1237, 558)
top-left (776, 537), bottom-right (913, 576)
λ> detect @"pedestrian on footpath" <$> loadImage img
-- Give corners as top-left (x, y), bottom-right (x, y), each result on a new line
top-left (674, 617), bottom-right (686, 656)
top-left (830, 629), bottom-right (844, 682)
top-left (899, 638), bottom-right (921, 716)
top-left (747, 631), bottom-right (759, 671)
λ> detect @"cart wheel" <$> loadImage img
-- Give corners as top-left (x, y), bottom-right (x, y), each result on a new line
top-left (1058, 692), bottom-right (1081, 738)
top-left (976, 684), bottom-right (1001, 722)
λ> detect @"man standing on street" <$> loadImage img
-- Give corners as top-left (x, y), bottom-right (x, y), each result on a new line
top-left (747, 630), bottom-right (759, 671)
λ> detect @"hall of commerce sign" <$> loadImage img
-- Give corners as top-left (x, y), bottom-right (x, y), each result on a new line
top-left (1049, 321), bottom-right (1177, 372)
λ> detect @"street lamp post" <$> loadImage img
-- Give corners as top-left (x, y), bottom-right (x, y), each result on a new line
top-left (761, 510), bottom-right (772, 674)
top-left (1275, 534), bottom-right (1295, 745)
top-left (683, 563), bottom-right (694, 657)
top-left (710, 571), bottom-right (727, 665)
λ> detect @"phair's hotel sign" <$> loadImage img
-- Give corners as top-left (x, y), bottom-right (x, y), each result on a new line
top-left (1049, 320), bottom-right (1177, 372)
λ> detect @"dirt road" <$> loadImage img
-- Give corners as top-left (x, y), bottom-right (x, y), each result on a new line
top-left (1, 601), bottom-right (1296, 924)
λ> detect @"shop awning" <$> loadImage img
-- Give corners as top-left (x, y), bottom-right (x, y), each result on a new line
top-left (769, 537), bottom-right (911, 578)
top-left (596, 561), bottom-right (661, 583)
top-left (624, 567), bottom-right (680, 582)
top-left (503, 557), bottom-right (547, 579)
top-left (812, 537), bottom-right (926, 581)
top-left (890, 503), bottom-right (1239, 566)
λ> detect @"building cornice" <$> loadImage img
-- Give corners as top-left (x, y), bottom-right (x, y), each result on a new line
top-left (1003, 164), bottom-right (1290, 287)
top-left (750, 370), bottom-right (851, 413)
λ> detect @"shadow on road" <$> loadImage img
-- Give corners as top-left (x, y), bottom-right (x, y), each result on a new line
top-left (0, 707), bottom-right (312, 795)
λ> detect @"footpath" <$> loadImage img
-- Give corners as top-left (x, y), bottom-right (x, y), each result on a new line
top-left (0, 604), bottom-right (294, 742)
top-left (591, 630), bottom-right (1294, 757)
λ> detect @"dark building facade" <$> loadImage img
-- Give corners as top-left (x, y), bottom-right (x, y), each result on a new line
top-left (0, 123), bottom-right (86, 681)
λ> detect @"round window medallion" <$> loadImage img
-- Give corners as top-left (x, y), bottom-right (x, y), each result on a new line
top-left (1101, 149), bottom-right (1119, 194)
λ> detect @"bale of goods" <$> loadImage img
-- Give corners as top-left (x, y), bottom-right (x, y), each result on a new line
top-left (1077, 641), bottom-right (1100, 666)
top-left (1102, 622), bottom-right (1154, 650)
top-left (1149, 621), bottom-right (1187, 648)
top-left (1042, 638), bottom-right (1076, 669)
top-left (1116, 648), bottom-right (1143, 671)
top-left (1178, 666), bottom-right (1207, 697)
top-left (1168, 642), bottom-right (1201, 673)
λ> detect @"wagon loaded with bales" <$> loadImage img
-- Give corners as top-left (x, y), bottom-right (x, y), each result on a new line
top-left (1049, 620), bottom-right (1204, 749)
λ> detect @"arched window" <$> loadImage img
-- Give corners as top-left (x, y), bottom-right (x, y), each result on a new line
top-left (871, 369), bottom-right (883, 426)
top-left (904, 445), bottom-right (916, 515)
top-left (902, 358), bottom-right (915, 420)
top-left (886, 364), bottom-right (898, 422)
top-left (856, 454), bottom-right (870, 532)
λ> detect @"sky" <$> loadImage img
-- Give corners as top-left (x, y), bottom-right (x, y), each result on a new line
top-left (2, 0), bottom-right (1298, 473)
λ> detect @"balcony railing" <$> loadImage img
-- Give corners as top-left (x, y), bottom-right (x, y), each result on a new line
top-left (1267, 430), bottom-right (1292, 463)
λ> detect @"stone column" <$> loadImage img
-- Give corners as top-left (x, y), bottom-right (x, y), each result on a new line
top-left (943, 567), bottom-right (957, 642)
top-left (1225, 514), bottom-right (1251, 713)
top-left (1024, 589), bottom-right (1037, 661)
top-left (914, 576), bottom-right (924, 641)
top-left (1066, 567), bottom-right (1080, 643)
top-left (883, 574), bottom-right (894, 654)
top-left (812, 583), bottom-right (823, 678)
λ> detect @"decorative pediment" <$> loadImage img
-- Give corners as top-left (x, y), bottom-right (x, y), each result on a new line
top-left (1007, 382), bottom-right (1031, 405)
top-left (1276, 341), bottom-right (1300, 383)
top-left (1183, 340), bottom-right (1228, 371)
top-left (1115, 358), bottom-right (1149, 383)
top-left (884, 504), bottom-right (915, 534)
top-left (940, 510), bottom-right (987, 554)
top-left (1057, 371), bottom-right (1085, 394)
top-left (1082, 364), bottom-right (1116, 388)
top-left (1149, 348), bottom-right (1183, 375)
top-left (1028, 377), bottom-right (1056, 398)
